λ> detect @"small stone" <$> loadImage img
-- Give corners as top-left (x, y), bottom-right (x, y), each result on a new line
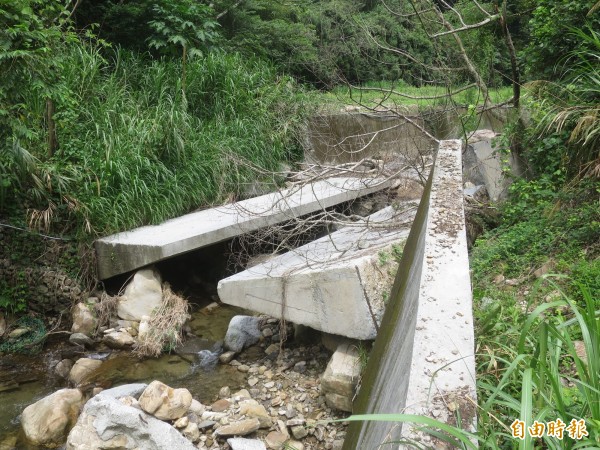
top-left (232, 389), bottom-right (252, 401)
top-left (92, 387), bottom-right (103, 396)
top-left (493, 274), bottom-right (505, 284)
top-left (286, 419), bottom-right (304, 427)
top-left (238, 364), bottom-right (250, 373)
top-left (189, 399), bottom-right (206, 416)
top-left (69, 357), bottom-right (102, 385)
top-left (227, 438), bottom-right (267, 450)
top-left (291, 425), bottom-right (307, 439)
top-left (293, 361), bottom-right (306, 373)
top-left (138, 380), bottom-right (192, 420)
top-left (265, 431), bottom-right (287, 449)
top-left (314, 426), bottom-right (325, 441)
top-left (71, 302), bottom-right (98, 336)
top-left (286, 440), bottom-right (304, 450)
top-left (201, 411), bottom-right (227, 421)
top-left (285, 404), bottom-right (297, 419)
top-left (277, 420), bottom-right (290, 439)
top-left (265, 344), bottom-right (279, 359)
top-left (21, 388), bottom-right (84, 447)
top-left (54, 359), bottom-right (73, 379)
top-left (211, 399), bottom-right (231, 412)
top-left (224, 315), bottom-right (262, 352)
top-left (250, 388), bottom-right (261, 398)
top-left (69, 333), bottom-right (95, 347)
top-left (182, 422), bottom-right (200, 442)
top-left (262, 328), bottom-right (273, 338)
top-left (197, 420), bottom-right (216, 430)
top-left (248, 377), bottom-right (259, 387)
top-left (239, 401), bottom-right (271, 428)
top-left (332, 439), bottom-right (344, 450)
top-left (219, 386), bottom-right (231, 399)
top-left (8, 328), bottom-right (30, 339)
top-left (219, 351), bottom-right (236, 364)
top-left (214, 418), bottom-right (260, 437)
top-left (103, 330), bottom-right (135, 349)
top-left (174, 416), bottom-right (189, 428)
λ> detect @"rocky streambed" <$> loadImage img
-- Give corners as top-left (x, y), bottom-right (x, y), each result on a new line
top-left (0, 276), bottom-right (359, 450)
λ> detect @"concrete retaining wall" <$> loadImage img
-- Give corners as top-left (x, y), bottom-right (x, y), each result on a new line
top-left (306, 108), bottom-right (507, 164)
top-left (343, 140), bottom-right (477, 449)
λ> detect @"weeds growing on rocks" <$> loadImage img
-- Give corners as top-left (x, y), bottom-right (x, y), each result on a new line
top-left (134, 284), bottom-right (190, 358)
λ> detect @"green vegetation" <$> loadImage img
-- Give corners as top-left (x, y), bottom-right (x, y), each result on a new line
top-left (320, 82), bottom-right (513, 110)
top-left (1, 39), bottom-right (307, 237)
top-left (341, 281), bottom-right (600, 448)
top-left (0, 1), bottom-right (599, 447)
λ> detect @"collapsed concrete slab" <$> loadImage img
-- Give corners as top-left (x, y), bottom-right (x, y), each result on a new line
top-left (217, 205), bottom-right (417, 340)
top-left (344, 139), bottom-right (477, 449)
top-left (95, 177), bottom-right (393, 279)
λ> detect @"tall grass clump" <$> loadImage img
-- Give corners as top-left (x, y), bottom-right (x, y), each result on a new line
top-left (3, 40), bottom-right (309, 236)
top-left (337, 280), bottom-right (599, 449)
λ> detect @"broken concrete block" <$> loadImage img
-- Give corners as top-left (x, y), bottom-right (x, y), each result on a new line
top-left (217, 206), bottom-right (415, 339)
top-left (321, 343), bottom-right (362, 412)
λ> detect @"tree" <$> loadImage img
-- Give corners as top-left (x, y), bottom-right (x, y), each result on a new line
top-left (0, 0), bottom-right (77, 213)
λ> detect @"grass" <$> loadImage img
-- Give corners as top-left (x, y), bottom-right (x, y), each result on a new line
top-left (335, 181), bottom-right (599, 448)
top-left (338, 279), bottom-right (599, 449)
top-left (2, 41), bottom-right (310, 237)
top-left (134, 283), bottom-right (189, 357)
top-left (318, 80), bottom-right (513, 111)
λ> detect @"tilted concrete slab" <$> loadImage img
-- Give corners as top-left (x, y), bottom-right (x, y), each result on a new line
top-left (344, 140), bottom-right (477, 449)
top-left (217, 205), bottom-right (417, 340)
top-left (95, 177), bottom-right (394, 279)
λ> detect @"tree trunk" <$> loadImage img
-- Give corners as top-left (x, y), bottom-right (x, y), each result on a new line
top-left (46, 99), bottom-right (57, 158)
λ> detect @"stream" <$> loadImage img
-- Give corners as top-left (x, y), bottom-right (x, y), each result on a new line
top-left (0, 303), bottom-right (247, 449)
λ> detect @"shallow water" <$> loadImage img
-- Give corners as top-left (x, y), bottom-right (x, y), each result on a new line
top-left (0, 303), bottom-right (246, 449)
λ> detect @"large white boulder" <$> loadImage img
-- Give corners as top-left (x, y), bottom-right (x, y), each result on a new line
top-left (66, 386), bottom-right (195, 450)
top-left (138, 380), bottom-right (192, 420)
top-left (117, 268), bottom-right (163, 321)
top-left (21, 388), bottom-right (84, 447)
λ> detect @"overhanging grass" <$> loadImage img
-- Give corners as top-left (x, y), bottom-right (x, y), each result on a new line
top-left (5, 42), bottom-right (309, 236)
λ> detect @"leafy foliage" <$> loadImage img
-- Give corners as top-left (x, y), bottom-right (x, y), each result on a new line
top-left (0, 0), bottom-right (78, 212)
top-left (2, 40), bottom-right (308, 236)
top-left (147, 1), bottom-right (220, 58)
top-left (528, 26), bottom-right (600, 178)
top-left (522, 0), bottom-right (600, 79)
top-left (74, 0), bottom-right (222, 55)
